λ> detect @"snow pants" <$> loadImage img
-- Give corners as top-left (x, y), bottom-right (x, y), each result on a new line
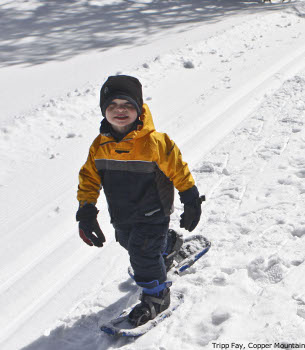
top-left (114, 218), bottom-right (169, 286)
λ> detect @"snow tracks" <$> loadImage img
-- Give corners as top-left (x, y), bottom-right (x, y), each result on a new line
top-left (166, 70), bottom-right (305, 347)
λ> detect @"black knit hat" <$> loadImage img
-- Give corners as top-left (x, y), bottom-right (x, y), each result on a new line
top-left (100, 75), bottom-right (143, 117)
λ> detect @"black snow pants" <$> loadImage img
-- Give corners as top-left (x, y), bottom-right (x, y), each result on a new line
top-left (114, 218), bottom-right (169, 286)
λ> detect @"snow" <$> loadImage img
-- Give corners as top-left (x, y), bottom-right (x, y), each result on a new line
top-left (1, 0), bottom-right (305, 349)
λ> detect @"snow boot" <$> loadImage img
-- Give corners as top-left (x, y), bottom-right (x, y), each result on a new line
top-left (128, 287), bottom-right (171, 327)
top-left (163, 229), bottom-right (183, 271)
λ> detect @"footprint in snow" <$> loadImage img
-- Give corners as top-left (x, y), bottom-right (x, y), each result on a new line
top-left (196, 322), bottom-right (222, 346)
top-left (211, 309), bottom-right (231, 326)
top-left (295, 170), bottom-right (305, 179)
top-left (292, 294), bottom-right (305, 320)
top-left (256, 141), bottom-right (286, 160)
top-left (216, 177), bottom-right (245, 201)
top-left (280, 117), bottom-right (303, 126)
top-left (194, 162), bottom-right (215, 173)
top-left (194, 159), bottom-right (228, 174)
top-left (291, 261), bottom-right (303, 269)
top-left (221, 267), bottom-right (235, 275)
top-left (289, 156), bottom-right (305, 168)
top-left (247, 255), bottom-right (288, 284)
top-left (291, 227), bottom-right (305, 238)
top-left (213, 273), bottom-right (227, 286)
top-left (183, 60), bottom-right (195, 69)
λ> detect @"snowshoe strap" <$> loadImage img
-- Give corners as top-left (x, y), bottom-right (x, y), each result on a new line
top-left (140, 280), bottom-right (172, 295)
top-left (142, 295), bottom-right (167, 319)
top-left (163, 231), bottom-right (183, 261)
top-left (166, 237), bottom-right (183, 260)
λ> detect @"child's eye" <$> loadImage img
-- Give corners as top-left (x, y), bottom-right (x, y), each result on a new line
top-left (107, 103), bottom-right (136, 111)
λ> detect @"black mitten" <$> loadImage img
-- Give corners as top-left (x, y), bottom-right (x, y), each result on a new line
top-left (76, 204), bottom-right (106, 247)
top-left (179, 186), bottom-right (205, 232)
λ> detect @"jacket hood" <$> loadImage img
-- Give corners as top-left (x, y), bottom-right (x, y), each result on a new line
top-left (135, 103), bottom-right (155, 139)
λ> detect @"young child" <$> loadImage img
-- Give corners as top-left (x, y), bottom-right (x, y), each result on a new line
top-left (76, 75), bottom-right (203, 327)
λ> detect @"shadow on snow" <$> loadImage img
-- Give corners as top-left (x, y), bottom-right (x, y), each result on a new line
top-left (22, 278), bottom-right (139, 350)
top-left (0, 0), bottom-right (284, 67)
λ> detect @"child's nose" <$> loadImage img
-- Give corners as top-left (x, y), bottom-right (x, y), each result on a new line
top-left (117, 105), bottom-right (126, 112)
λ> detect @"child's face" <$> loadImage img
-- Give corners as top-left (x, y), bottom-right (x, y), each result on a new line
top-left (105, 99), bottom-right (138, 133)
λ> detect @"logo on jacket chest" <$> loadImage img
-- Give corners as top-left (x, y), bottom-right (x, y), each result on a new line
top-left (110, 147), bottom-right (132, 156)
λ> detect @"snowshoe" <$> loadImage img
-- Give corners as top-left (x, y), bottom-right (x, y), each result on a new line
top-left (100, 290), bottom-right (183, 337)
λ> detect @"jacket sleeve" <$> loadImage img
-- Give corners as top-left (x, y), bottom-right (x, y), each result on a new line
top-left (156, 133), bottom-right (195, 192)
top-left (77, 138), bottom-right (102, 205)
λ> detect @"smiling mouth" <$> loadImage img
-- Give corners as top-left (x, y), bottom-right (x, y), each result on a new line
top-left (114, 116), bottom-right (128, 120)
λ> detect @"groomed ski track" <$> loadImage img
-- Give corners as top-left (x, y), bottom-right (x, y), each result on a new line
top-left (1, 2), bottom-right (305, 349)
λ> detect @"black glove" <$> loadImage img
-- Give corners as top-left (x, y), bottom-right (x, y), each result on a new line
top-left (76, 204), bottom-right (106, 247)
top-left (179, 186), bottom-right (205, 232)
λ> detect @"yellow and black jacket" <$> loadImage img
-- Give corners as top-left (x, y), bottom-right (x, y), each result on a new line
top-left (77, 104), bottom-right (195, 224)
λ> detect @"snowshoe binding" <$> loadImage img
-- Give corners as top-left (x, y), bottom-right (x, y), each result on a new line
top-left (163, 229), bottom-right (183, 271)
top-left (128, 287), bottom-right (171, 327)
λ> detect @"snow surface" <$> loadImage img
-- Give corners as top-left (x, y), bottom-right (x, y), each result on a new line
top-left (1, 0), bottom-right (305, 349)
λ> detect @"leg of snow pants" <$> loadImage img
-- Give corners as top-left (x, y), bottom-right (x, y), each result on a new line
top-left (114, 218), bottom-right (169, 285)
